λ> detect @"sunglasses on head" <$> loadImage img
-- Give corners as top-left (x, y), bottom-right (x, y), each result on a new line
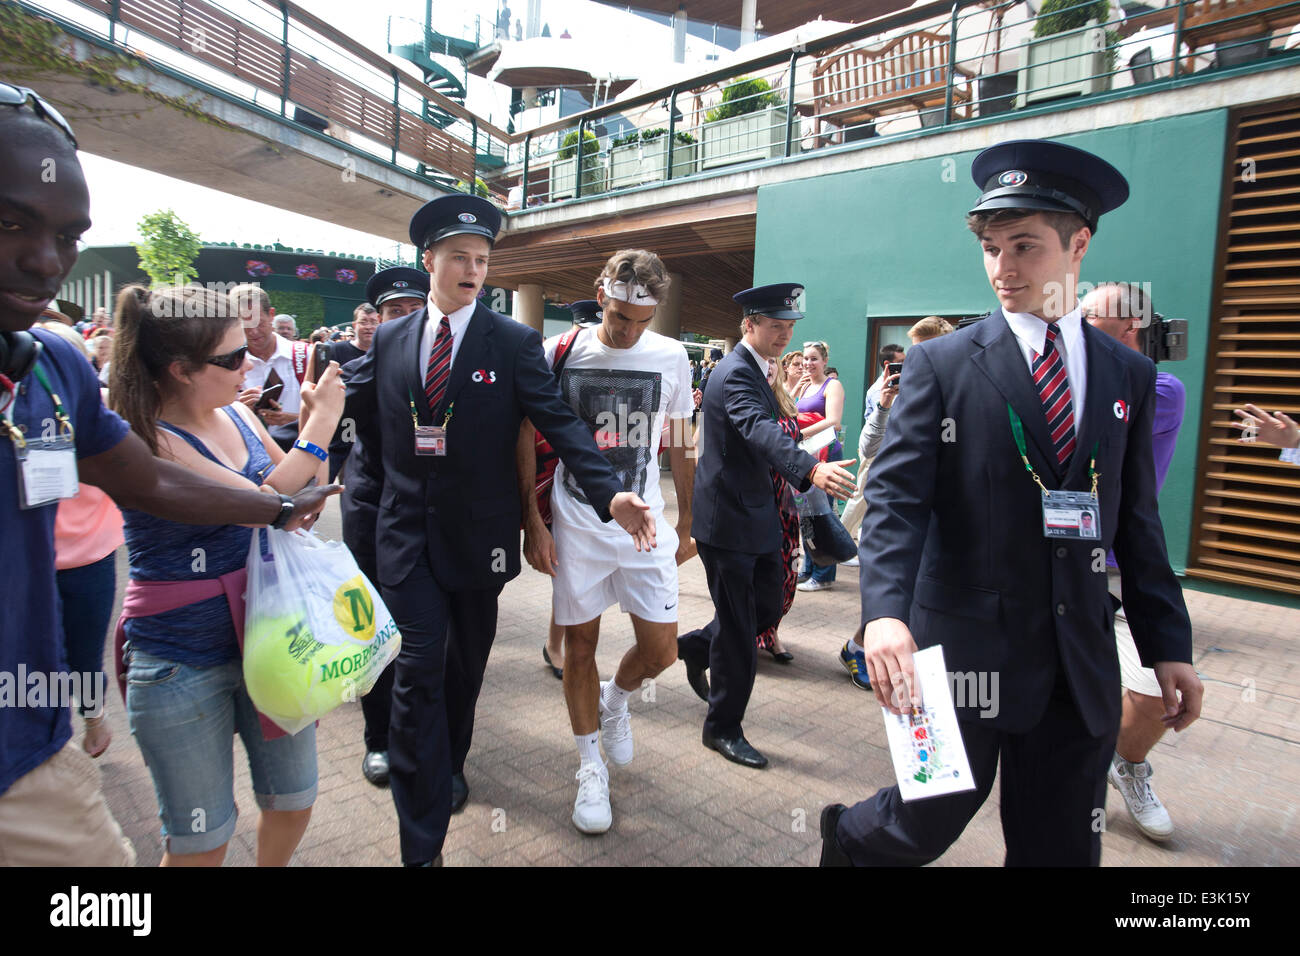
top-left (0, 83), bottom-right (78, 149)
top-left (803, 341), bottom-right (827, 351)
top-left (206, 345), bottom-right (248, 370)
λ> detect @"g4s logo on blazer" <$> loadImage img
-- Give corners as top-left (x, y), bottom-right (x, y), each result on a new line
top-left (472, 369), bottom-right (497, 384)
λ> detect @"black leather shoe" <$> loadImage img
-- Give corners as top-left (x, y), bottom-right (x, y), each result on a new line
top-left (542, 645), bottom-right (563, 680)
top-left (451, 772), bottom-right (469, 813)
top-left (763, 647), bottom-right (794, 664)
top-left (702, 729), bottom-right (768, 769)
top-left (819, 804), bottom-right (853, 867)
top-left (362, 750), bottom-right (389, 787)
top-left (677, 639), bottom-right (710, 702)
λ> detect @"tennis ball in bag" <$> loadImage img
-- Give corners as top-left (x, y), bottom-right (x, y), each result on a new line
top-left (243, 612), bottom-right (352, 730)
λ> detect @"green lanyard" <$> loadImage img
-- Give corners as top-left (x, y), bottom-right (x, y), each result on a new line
top-left (3, 362), bottom-right (74, 452)
top-left (408, 386), bottom-right (454, 431)
top-left (1007, 403), bottom-right (1098, 499)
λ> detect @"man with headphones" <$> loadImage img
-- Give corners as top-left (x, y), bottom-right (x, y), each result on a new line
top-left (0, 85), bottom-right (337, 865)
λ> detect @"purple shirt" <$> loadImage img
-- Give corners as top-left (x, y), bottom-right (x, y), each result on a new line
top-left (1108, 370), bottom-right (1184, 569)
top-left (796, 377), bottom-right (831, 417)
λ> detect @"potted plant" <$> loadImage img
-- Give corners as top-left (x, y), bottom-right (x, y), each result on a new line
top-left (609, 128), bottom-right (699, 188)
top-left (550, 129), bottom-right (604, 200)
top-left (976, 0), bottom-right (1019, 117)
top-left (1019, 0), bottom-right (1118, 107)
top-left (699, 76), bottom-right (788, 170)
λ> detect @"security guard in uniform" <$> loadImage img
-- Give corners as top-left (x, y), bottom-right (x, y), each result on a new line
top-left (344, 195), bottom-right (655, 865)
top-left (819, 140), bottom-right (1203, 866)
top-left (368, 267), bottom-right (429, 323)
top-left (343, 267), bottom-right (430, 787)
top-left (677, 284), bottom-right (855, 768)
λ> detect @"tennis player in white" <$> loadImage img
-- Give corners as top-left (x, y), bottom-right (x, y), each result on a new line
top-left (524, 250), bottom-right (696, 833)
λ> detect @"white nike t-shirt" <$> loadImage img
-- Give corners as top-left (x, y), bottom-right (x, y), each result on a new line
top-left (545, 327), bottom-right (694, 537)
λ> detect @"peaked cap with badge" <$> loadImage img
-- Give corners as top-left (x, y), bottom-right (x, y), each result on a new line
top-left (567, 299), bottom-right (602, 327)
top-left (408, 194), bottom-right (502, 250)
top-left (969, 139), bottom-right (1129, 233)
top-left (365, 266), bottom-right (430, 308)
top-left (733, 282), bottom-right (806, 320)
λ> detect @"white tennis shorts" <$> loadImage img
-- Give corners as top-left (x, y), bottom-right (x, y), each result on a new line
top-left (552, 520), bottom-right (680, 626)
top-left (1110, 573), bottom-right (1162, 698)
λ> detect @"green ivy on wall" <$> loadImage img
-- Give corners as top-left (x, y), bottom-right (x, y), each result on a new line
top-left (266, 290), bottom-right (325, 333)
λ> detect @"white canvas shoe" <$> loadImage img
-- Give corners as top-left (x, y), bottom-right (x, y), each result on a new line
top-left (1108, 755), bottom-right (1174, 842)
top-left (572, 760), bottom-right (612, 834)
top-left (797, 578), bottom-right (833, 592)
top-left (599, 681), bottom-right (634, 767)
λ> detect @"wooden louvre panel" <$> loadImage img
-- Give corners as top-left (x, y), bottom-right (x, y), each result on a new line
top-left (1189, 99), bottom-right (1300, 595)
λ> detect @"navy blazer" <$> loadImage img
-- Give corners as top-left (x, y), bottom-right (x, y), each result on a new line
top-left (860, 309), bottom-right (1192, 736)
top-left (692, 345), bottom-right (819, 553)
top-left (344, 302), bottom-right (623, 591)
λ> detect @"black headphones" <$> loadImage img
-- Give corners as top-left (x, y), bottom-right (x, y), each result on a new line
top-left (0, 330), bottom-right (43, 383)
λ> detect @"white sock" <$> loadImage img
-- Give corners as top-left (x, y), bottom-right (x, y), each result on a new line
top-left (575, 733), bottom-right (602, 766)
top-left (601, 680), bottom-right (633, 712)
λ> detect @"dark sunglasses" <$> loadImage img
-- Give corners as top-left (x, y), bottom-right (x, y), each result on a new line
top-left (0, 83), bottom-right (78, 149)
top-left (206, 345), bottom-right (248, 370)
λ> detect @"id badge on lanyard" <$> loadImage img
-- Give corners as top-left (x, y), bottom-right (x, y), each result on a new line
top-left (5, 362), bottom-right (79, 510)
top-left (1007, 404), bottom-right (1100, 541)
top-left (409, 389), bottom-right (453, 457)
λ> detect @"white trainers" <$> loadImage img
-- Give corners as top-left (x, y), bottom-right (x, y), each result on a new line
top-left (841, 555), bottom-right (859, 567)
top-left (797, 578), bottom-right (832, 592)
top-left (572, 760), bottom-right (612, 834)
top-left (1108, 755), bottom-right (1174, 842)
top-left (599, 681), bottom-right (634, 767)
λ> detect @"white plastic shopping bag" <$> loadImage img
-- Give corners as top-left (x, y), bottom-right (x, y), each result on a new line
top-left (243, 528), bottom-right (400, 735)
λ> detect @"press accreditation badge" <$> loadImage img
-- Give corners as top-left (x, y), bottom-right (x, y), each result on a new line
top-left (414, 425), bottom-right (447, 456)
top-left (17, 435), bottom-right (79, 509)
top-left (1041, 489), bottom-right (1100, 540)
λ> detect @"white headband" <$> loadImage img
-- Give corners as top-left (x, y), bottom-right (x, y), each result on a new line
top-left (602, 277), bottom-right (659, 306)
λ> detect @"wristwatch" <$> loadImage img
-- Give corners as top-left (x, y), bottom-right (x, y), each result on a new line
top-left (269, 492), bottom-right (295, 529)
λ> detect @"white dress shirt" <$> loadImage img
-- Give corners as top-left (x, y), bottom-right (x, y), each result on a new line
top-left (738, 340), bottom-right (774, 380)
top-left (1003, 305), bottom-right (1087, 419)
top-left (241, 332), bottom-right (302, 413)
top-left (418, 298), bottom-right (477, 385)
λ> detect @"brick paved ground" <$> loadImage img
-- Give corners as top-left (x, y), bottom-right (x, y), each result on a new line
top-left (93, 483), bottom-right (1299, 866)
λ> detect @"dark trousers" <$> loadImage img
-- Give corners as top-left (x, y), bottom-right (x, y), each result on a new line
top-left (55, 553), bottom-right (117, 718)
top-left (836, 672), bottom-right (1118, 866)
top-left (380, 555), bottom-right (502, 863)
top-left (361, 660), bottom-right (394, 752)
top-left (678, 542), bottom-right (784, 738)
top-left (341, 488), bottom-right (389, 751)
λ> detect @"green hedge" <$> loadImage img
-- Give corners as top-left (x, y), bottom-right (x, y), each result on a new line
top-left (266, 290), bottom-right (324, 334)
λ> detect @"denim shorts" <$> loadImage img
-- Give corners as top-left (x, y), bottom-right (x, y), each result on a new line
top-left (125, 645), bottom-right (318, 855)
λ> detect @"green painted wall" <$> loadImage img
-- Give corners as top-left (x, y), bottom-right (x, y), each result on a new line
top-left (754, 111), bottom-right (1229, 574)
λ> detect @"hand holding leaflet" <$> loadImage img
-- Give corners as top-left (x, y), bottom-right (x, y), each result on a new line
top-left (881, 645), bottom-right (976, 802)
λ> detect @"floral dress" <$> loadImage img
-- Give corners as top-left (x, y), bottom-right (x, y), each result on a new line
top-left (757, 414), bottom-right (801, 650)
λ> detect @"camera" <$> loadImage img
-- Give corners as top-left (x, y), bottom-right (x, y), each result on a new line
top-left (1140, 313), bottom-right (1188, 364)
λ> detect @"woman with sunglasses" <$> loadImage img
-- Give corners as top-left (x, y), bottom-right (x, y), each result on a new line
top-left (108, 284), bottom-right (345, 866)
top-left (793, 340), bottom-right (846, 591)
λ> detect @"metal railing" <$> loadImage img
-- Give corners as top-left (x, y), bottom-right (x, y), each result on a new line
top-left (505, 0), bottom-right (1300, 209)
top-left (11, 0), bottom-right (1300, 211)
top-left (10, 0), bottom-right (513, 195)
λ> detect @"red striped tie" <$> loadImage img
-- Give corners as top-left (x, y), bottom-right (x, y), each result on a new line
top-left (425, 315), bottom-right (452, 414)
top-left (1031, 323), bottom-right (1076, 466)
